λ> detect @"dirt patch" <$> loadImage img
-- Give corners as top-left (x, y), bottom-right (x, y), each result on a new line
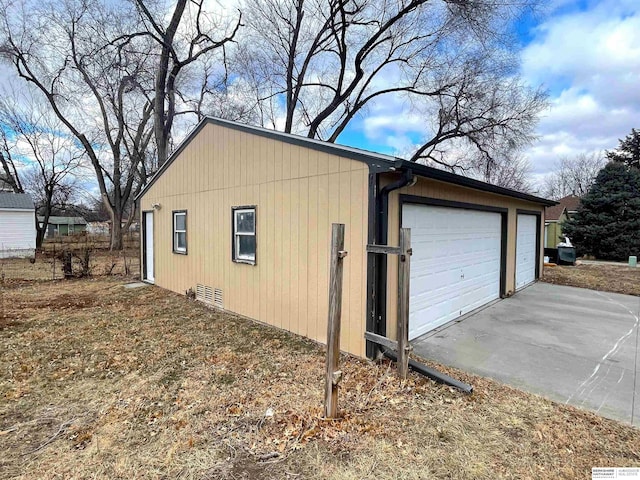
top-left (10, 293), bottom-right (97, 312)
top-left (1, 278), bottom-right (639, 479)
top-left (542, 263), bottom-right (640, 296)
top-left (0, 318), bottom-right (20, 329)
top-left (34, 293), bottom-right (97, 310)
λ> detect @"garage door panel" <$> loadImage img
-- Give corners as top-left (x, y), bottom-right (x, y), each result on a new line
top-left (465, 260), bottom-right (500, 276)
top-left (516, 214), bottom-right (538, 290)
top-left (458, 283), bottom-right (495, 312)
top-left (403, 204), bottom-right (502, 340)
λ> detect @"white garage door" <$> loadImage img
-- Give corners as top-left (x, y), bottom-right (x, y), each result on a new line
top-left (403, 204), bottom-right (503, 340)
top-left (515, 214), bottom-right (538, 290)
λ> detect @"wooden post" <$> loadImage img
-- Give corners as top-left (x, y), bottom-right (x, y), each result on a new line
top-left (325, 223), bottom-right (347, 418)
top-left (397, 228), bottom-right (412, 380)
top-left (1, 270), bottom-right (4, 322)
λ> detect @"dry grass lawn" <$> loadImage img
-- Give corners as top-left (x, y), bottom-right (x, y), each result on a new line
top-left (542, 263), bottom-right (640, 296)
top-left (1, 278), bottom-right (639, 479)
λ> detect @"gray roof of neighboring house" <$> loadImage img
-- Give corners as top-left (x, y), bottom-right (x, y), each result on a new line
top-left (38, 216), bottom-right (88, 225)
top-left (0, 192), bottom-right (35, 210)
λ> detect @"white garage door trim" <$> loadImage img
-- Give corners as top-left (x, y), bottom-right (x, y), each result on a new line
top-left (515, 212), bottom-right (539, 291)
top-left (402, 199), bottom-right (505, 341)
top-left (143, 211), bottom-right (155, 283)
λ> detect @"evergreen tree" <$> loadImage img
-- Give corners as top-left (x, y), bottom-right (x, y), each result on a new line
top-left (563, 162), bottom-right (640, 261)
top-left (606, 128), bottom-right (640, 169)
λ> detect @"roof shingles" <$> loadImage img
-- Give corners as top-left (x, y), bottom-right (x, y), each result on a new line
top-left (545, 195), bottom-right (581, 221)
top-left (37, 216), bottom-right (87, 225)
top-left (0, 192), bottom-right (35, 210)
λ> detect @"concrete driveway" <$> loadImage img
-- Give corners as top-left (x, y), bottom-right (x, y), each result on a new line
top-left (412, 282), bottom-right (640, 426)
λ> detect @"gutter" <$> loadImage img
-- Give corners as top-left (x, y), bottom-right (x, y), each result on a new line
top-left (0, 208), bottom-right (35, 213)
top-left (393, 159), bottom-right (558, 207)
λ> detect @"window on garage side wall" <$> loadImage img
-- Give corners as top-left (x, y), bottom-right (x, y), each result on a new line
top-left (173, 210), bottom-right (187, 254)
top-left (232, 206), bottom-right (256, 264)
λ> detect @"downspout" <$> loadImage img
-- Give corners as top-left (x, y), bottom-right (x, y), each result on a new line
top-left (370, 167), bottom-right (474, 394)
top-left (377, 168), bottom-right (416, 249)
top-left (382, 348), bottom-right (473, 393)
top-left (370, 168), bottom-right (415, 358)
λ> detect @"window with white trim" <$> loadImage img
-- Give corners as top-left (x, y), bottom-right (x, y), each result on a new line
top-left (173, 211), bottom-right (187, 253)
top-left (233, 207), bottom-right (256, 264)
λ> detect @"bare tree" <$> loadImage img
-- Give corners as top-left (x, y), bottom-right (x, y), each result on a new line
top-left (471, 150), bottom-right (534, 193)
top-left (542, 152), bottom-right (606, 199)
top-left (0, 130), bottom-right (24, 193)
top-left (0, 91), bottom-right (84, 247)
top-left (176, 58), bottom-right (260, 124)
top-left (237, 0), bottom-right (546, 171)
top-left (0, 0), bottom-right (156, 249)
top-left (22, 169), bottom-right (80, 245)
top-left (127, 0), bottom-right (242, 165)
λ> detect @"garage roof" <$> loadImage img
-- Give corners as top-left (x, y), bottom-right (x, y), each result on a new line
top-left (0, 192), bottom-right (35, 210)
top-left (137, 117), bottom-right (556, 207)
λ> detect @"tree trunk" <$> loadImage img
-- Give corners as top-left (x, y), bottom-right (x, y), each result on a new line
top-left (124, 202), bottom-right (137, 235)
top-left (36, 190), bottom-right (55, 249)
top-left (34, 211), bottom-right (44, 249)
top-left (36, 225), bottom-right (46, 249)
top-left (62, 250), bottom-right (73, 279)
top-left (151, 0), bottom-right (188, 167)
top-left (110, 208), bottom-right (124, 251)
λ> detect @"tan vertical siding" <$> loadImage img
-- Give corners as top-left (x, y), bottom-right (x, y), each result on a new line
top-left (383, 174), bottom-right (545, 340)
top-left (140, 120), bottom-right (549, 357)
top-left (140, 122), bottom-right (370, 358)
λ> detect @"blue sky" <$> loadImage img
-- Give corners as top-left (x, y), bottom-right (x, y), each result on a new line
top-left (335, 0), bottom-right (640, 185)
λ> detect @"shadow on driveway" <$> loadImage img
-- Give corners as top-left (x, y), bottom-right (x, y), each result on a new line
top-left (412, 282), bottom-right (640, 426)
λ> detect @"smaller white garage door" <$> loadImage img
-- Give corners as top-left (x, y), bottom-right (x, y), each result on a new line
top-left (403, 204), bottom-right (503, 340)
top-left (515, 214), bottom-right (538, 290)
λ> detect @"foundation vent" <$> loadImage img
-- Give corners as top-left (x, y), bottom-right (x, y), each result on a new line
top-left (196, 284), bottom-right (213, 304)
top-left (214, 288), bottom-right (223, 309)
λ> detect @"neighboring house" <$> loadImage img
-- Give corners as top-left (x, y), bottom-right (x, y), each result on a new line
top-left (87, 221), bottom-right (110, 236)
top-left (544, 195), bottom-right (581, 248)
top-left (0, 192), bottom-right (36, 258)
top-left (87, 220), bottom-right (140, 236)
top-left (119, 218), bottom-right (140, 233)
top-left (38, 216), bottom-right (88, 238)
top-left (137, 117), bottom-right (555, 359)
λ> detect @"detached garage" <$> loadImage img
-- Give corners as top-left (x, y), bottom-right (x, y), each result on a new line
top-left (137, 117), bottom-right (554, 359)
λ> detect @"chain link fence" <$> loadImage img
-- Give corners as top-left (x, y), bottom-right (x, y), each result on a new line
top-left (0, 237), bottom-right (140, 282)
top-left (40, 233), bottom-right (140, 251)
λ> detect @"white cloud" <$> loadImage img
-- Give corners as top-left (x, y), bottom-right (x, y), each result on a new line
top-left (357, 93), bottom-right (426, 155)
top-left (522, 0), bottom-right (640, 180)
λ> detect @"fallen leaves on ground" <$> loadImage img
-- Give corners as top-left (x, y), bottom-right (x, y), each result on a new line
top-left (542, 263), bottom-right (640, 296)
top-left (0, 278), bottom-right (638, 479)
